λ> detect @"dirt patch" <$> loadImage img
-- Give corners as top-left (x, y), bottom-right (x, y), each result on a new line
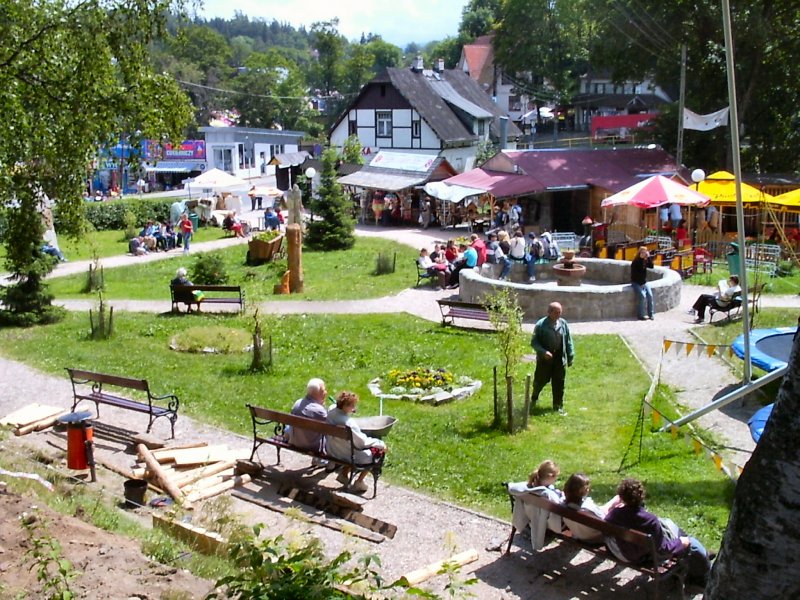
top-left (0, 489), bottom-right (213, 599)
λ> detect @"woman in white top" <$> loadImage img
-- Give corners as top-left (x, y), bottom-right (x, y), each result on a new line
top-left (562, 473), bottom-right (620, 543)
top-left (326, 391), bottom-right (386, 494)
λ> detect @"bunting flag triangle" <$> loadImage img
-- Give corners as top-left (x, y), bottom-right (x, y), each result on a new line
top-left (685, 343), bottom-right (695, 356)
top-left (651, 410), bottom-right (662, 427)
top-left (664, 340), bottom-right (673, 352)
top-left (670, 425), bottom-right (679, 440)
top-left (712, 454), bottom-right (723, 470)
top-left (692, 439), bottom-right (703, 455)
top-left (706, 345), bottom-right (716, 357)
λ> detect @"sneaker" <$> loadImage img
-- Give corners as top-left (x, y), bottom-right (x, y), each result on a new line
top-left (556, 409), bottom-right (568, 416)
top-left (311, 457), bottom-right (328, 468)
top-left (350, 480), bottom-right (369, 494)
top-left (648, 315), bottom-right (654, 320)
top-left (528, 277), bottom-right (537, 283)
top-left (638, 316), bottom-right (647, 321)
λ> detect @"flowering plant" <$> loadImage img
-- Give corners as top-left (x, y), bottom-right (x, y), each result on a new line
top-left (254, 230), bottom-right (281, 242)
top-left (385, 367), bottom-right (455, 392)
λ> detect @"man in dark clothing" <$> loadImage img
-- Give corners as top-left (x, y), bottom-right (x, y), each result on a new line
top-left (630, 246), bottom-right (654, 321)
top-left (605, 478), bottom-right (712, 587)
top-left (530, 302), bottom-right (574, 415)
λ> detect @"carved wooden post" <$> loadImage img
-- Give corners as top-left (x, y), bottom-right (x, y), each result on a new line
top-left (287, 223), bottom-right (304, 293)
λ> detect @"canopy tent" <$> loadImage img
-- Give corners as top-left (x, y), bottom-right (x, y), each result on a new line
top-left (338, 170), bottom-right (428, 192)
top-left (184, 168), bottom-right (247, 191)
top-left (600, 175), bottom-right (710, 209)
top-left (252, 185), bottom-right (282, 197)
top-left (423, 181), bottom-right (484, 203)
top-left (769, 188), bottom-right (800, 211)
top-left (696, 170), bottom-right (772, 205)
top-left (442, 168), bottom-right (542, 199)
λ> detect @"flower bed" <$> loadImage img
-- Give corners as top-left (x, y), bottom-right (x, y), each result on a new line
top-left (369, 368), bottom-right (482, 406)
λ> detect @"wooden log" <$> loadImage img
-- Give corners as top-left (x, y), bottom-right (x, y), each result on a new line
top-left (136, 443), bottom-right (189, 508)
top-left (181, 471), bottom-right (236, 496)
top-left (131, 432), bottom-right (166, 449)
top-left (152, 513), bottom-right (227, 555)
top-left (186, 474), bottom-right (250, 503)
top-left (15, 412), bottom-right (68, 436)
top-left (398, 549), bottom-right (479, 587)
top-left (151, 441), bottom-right (208, 460)
top-left (175, 461), bottom-right (237, 489)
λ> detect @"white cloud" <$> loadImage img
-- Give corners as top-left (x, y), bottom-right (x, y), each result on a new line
top-left (197, 0), bottom-right (464, 47)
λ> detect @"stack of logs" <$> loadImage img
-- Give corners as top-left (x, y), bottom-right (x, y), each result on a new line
top-left (0, 404), bottom-right (69, 436)
top-left (133, 442), bottom-right (251, 510)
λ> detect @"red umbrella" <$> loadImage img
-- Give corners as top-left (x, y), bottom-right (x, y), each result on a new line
top-left (600, 175), bottom-right (710, 209)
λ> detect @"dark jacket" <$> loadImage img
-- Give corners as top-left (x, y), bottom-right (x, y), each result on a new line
top-left (531, 316), bottom-right (575, 367)
top-left (630, 255), bottom-right (653, 285)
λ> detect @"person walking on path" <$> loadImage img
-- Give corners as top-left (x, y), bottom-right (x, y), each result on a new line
top-left (530, 302), bottom-right (574, 415)
top-left (179, 213), bottom-right (193, 254)
top-left (630, 246), bottom-right (654, 321)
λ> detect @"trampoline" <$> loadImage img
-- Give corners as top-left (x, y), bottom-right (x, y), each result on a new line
top-left (733, 326), bottom-right (796, 443)
top-left (731, 326), bottom-right (796, 373)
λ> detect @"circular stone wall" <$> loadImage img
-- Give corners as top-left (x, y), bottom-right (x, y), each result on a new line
top-left (459, 259), bottom-right (682, 322)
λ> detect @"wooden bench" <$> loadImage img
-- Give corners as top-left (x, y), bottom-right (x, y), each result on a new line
top-left (170, 284), bottom-right (245, 313)
top-left (709, 283), bottom-right (765, 323)
top-left (415, 260), bottom-right (434, 287)
top-left (247, 405), bottom-right (385, 498)
top-left (505, 491), bottom-right (686, 600)
top-left (437, 299), bottom-right (492, 327)
top-left (66, 368), bottom-right (180, 438)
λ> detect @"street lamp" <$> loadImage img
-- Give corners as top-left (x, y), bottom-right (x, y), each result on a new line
top-left (691, 169), bottom-right (706, 245)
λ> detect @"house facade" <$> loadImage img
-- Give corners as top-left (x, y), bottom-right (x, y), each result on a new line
top-left (200, 126), bottom-right (306, 179)
top-left (329, 58), bottom-right (520, 173)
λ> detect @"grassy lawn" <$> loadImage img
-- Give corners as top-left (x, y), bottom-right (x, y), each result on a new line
top-left (46, 237), bottom-right (418, 302)
top-left (0, 311), bottom-right (733, 548)
top-left (685, 263), bottom-right (800, 294)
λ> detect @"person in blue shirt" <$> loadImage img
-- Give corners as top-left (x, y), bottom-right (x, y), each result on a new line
top-left (530, 302), bottom-right (575, 414)
top-left (447, 243), bottom-right (477, 288)
top-left (263, 206), bottom-right (281, 231)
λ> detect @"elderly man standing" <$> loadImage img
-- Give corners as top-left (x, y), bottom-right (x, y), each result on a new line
top-left (288, 378), bottom-right (330, 465)
top-left (530, 302), bottom-right (575, 415)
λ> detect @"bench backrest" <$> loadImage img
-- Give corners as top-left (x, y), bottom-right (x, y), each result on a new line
top-left (516, 492), bottom-right (656, 551)
top-left (66, 368), bottom-right (149, 392)
top-left (172, 284), bottom-right (242, 293)
top-left (437, 299), bottom-right (488, 311)
top-left (248, 405), bottom-right (350, 440)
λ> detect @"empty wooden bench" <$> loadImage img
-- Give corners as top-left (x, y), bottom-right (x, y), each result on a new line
top-left (66, 368), bottom-right (180, 438)
top-left (437, 299), bottom-right (492, 327)
top-left (247, 405), bottom-right (385, 497)
top-left (170, 284), bottom-right (245, 313)
top-left (505, 490), bottom-right (686, 600)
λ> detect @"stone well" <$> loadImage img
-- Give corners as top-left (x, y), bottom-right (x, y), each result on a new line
top-left (458, 259), bottom-right (682, 322)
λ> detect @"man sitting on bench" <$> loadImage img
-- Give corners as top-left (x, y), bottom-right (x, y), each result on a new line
top-left (170, 267), bottom-right (201, 312)
top-left (288, 378), bottom-right (330, 467)
top-left (605, 478), bottom-right (712, 588)
top-left (689, 274), bottom-right (740, 323)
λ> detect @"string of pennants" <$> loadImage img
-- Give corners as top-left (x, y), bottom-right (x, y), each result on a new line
top-left (642, 398), bottom-right (744, 482)
top-left (662, 338), bottom-right (734, 359)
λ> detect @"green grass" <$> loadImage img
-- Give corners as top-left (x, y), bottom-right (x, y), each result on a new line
top-left (685, 263), bottom-right (800, 295)
top-left (46, 238), bottom-right (418, 302)
top-left (0, 311), bottom-right (733, 548)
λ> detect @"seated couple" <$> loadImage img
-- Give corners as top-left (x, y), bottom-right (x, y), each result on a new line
top-left (418, 247), bottom-right (450, 288)
top-left (689, 275), bottom-right (741, 323)
top-left (510, 460), bottom-right (712, 587)
top-left (287, 378), bottom-right (387, 495)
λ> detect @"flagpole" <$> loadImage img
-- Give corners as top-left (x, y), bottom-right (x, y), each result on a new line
top-left (676, 44), bottom-right (687, 168)
top-left (721, 0), bottom-right (752, 383)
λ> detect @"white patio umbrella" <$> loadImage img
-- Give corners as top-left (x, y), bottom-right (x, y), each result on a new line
top-left (185, 168), bottom-right (247, 192)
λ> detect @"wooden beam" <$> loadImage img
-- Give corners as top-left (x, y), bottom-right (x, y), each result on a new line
top-left (136, 443), bottom-right (189, 509)
top-left (398, 549), bottom-right (479, 586)
top-left (14, 412), bottom-right (68, 436)
top-left (152, 513), bottom-right (227, 555)
top-left (186, 474), bottom-right (250, 503)
top-left (174, 460), bottom-right (238, 489)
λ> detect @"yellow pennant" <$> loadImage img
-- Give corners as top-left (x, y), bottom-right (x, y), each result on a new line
top-left (664, 340), bottom-right (673, 352)
top-left (692, 439), bottom-right (703, 455)
top-left (686, 343), bottom-right (695, 356)
top-left (651, 410), bottom-right (662, 427)
top-left (707, 345), bottom-right (717, 357)
top-left (713, 454), bottom-right (723, 470)
top-left (670, 425), bottom-right (679, 440)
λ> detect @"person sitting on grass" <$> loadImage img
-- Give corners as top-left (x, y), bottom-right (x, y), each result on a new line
top-left (604, 478), bottom-right (712, 588)
top-left (689, 274), bottom-right (741, 323)
top-left (561, 473), bottom-right (619, 543)
top-left (41, 241), bottom-right (67, 262)
top-left (128, 235), bottom-right (148, 256)
top-left (326, 391), bottom-right (386, 495)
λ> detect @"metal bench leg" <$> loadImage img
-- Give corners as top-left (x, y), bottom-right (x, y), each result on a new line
top-left (505, 527), bottom-right (517, 555)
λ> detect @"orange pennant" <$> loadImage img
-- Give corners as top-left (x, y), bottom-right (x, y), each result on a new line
top-left (686, 343), bottom-right (695, 356)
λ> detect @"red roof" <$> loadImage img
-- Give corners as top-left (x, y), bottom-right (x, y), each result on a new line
top-left (443, 148), bottom-right (687, 199)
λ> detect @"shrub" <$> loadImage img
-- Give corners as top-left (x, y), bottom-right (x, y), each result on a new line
top-left (191, 253), bottom-right (229, 285)
top-left (53, 198), bottom-right (173, 231)
top-left (374, 252), bottom-right (395, 275)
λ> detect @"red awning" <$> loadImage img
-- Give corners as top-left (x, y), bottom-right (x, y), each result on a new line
top-left (443, 169), bottom-right (544, 199)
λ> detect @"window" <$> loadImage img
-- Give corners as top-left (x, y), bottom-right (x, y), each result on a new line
top-left (594, 83), bottom-right (606, 94)
top-left (349, 120), bottom-right (357, 136)
top-left (509, 95), bottom-right (522, 111)
top-left (213, 147), bottom-right (233, 173)
top-left (412, 120), bottom-right (421, 138)
top-left (376, 111), bottom-right (392, 137)
top-left (477, 119), bottom-right (486, 136)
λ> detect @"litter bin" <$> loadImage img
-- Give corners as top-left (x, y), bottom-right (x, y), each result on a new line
top-left (57, 411), bottom-right (94, 470)
top-left (188, 212), bottom-right (200, 231)
top-left (726, 242), bottom-right (741, 277)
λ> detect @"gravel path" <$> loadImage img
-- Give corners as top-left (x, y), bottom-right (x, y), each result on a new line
top-left (1, 224), bottom-right (796, 599)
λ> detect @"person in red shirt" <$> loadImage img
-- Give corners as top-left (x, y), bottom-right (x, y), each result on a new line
top-left (470, 233), bottom-right (487, 266)
top-left (179, 213), bottom-right (193, 254)
top-left (675, 219), bottom-right (689, 247)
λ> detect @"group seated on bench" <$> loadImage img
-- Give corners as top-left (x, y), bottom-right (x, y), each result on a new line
top-left (247, 389), bottom-right (386, 497)
top-left (506, 462), bottom-right (711, 598)
top-left (66, 368), bottom-right (180, 438)
top-left (417, 248), bottom-right (449, 288)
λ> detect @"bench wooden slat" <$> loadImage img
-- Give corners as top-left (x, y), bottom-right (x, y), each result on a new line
top-left (247, 404), bottom-right (384, 497)
top-left (66, 368), bottom-right (179, 438)
top-left (437, 299), bottom-right (493, 327)
top-left (170, 284), bottom-right (245, 313)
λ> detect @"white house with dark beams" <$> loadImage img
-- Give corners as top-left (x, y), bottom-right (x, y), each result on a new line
top-left (329, 57), bottom-right (520, 173)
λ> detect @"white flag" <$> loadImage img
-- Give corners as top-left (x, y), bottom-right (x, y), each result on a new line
top-left (684, 107), bottom-right (730, 131)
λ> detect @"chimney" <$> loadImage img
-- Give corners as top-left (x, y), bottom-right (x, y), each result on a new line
top-left (435, 57), bottom-right (445, 73)
top-left (499, 116), bottom-right (509, 150)
top-left (411, 55), bottom-right (424, 73)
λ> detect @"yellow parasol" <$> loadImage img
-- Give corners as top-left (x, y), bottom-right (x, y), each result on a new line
top-left (696, 171), bottom-right (772, 205)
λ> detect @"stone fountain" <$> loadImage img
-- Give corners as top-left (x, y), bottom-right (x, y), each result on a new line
top-left (552, 250), bottom-right (587, 286)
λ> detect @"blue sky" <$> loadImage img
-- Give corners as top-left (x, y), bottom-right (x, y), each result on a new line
top-left (197, 0), bottom-right (466, 47)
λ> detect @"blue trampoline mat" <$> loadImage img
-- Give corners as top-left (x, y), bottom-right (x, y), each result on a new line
top-left (732, 327), bottom-right (796, 372)
top-left (749, 403), bottom-right (774, 443)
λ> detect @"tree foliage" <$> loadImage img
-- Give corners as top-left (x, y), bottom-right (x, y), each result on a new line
top-left (0, 0), bottom-right (193, 322)
top-left (305, 148), bottom-right (355, 251)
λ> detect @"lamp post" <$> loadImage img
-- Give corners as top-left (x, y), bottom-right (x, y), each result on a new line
top-left (691, 169), bottom-right (706, 247)
top-left (304, 167), bottom-right (316, 221)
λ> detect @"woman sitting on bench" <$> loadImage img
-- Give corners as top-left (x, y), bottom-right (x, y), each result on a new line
top-left (508, 460), bottom-right (564, 550)
top-left (561, 473), bottom-right (620, 543)
top-left (605, 478), bottom-right (712, 587)
top-left (326, 391), bottom-right (387, 495)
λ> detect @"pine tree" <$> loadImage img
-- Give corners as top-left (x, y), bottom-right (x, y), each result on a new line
top-left (305, 148), bottom-right (356, 251)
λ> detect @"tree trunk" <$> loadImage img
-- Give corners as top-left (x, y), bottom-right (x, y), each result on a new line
top-left (707, 332), bottom-right (800, 598)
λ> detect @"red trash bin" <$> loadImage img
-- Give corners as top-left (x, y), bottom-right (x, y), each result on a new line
top-left (58, 411), bottom-right (94, 470)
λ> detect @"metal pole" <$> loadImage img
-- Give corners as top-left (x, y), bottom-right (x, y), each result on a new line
top-left (722, 0), bottom-right (752, 383)
top-left (676, 44), bottom-right (687, 167)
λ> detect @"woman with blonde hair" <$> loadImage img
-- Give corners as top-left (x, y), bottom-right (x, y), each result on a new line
top-left (527, 459), bottom-right (560, 488)
top-left (508, 459), bottom-right (563, 551)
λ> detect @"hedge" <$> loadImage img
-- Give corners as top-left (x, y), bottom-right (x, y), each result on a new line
top-left (53, 198), bottom-right (175, 231)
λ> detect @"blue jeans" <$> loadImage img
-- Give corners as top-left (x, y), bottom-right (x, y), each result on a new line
top-left (510, 255), bottom-right (537, 279)
top-left (499, 257), bottom-right (513, 279)
top-left (632, 282), bottom-right (653, 318)
top-left (183, 231), bottom-right (192, 252)
top-left (685, 536), bottom-right (712, 585)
